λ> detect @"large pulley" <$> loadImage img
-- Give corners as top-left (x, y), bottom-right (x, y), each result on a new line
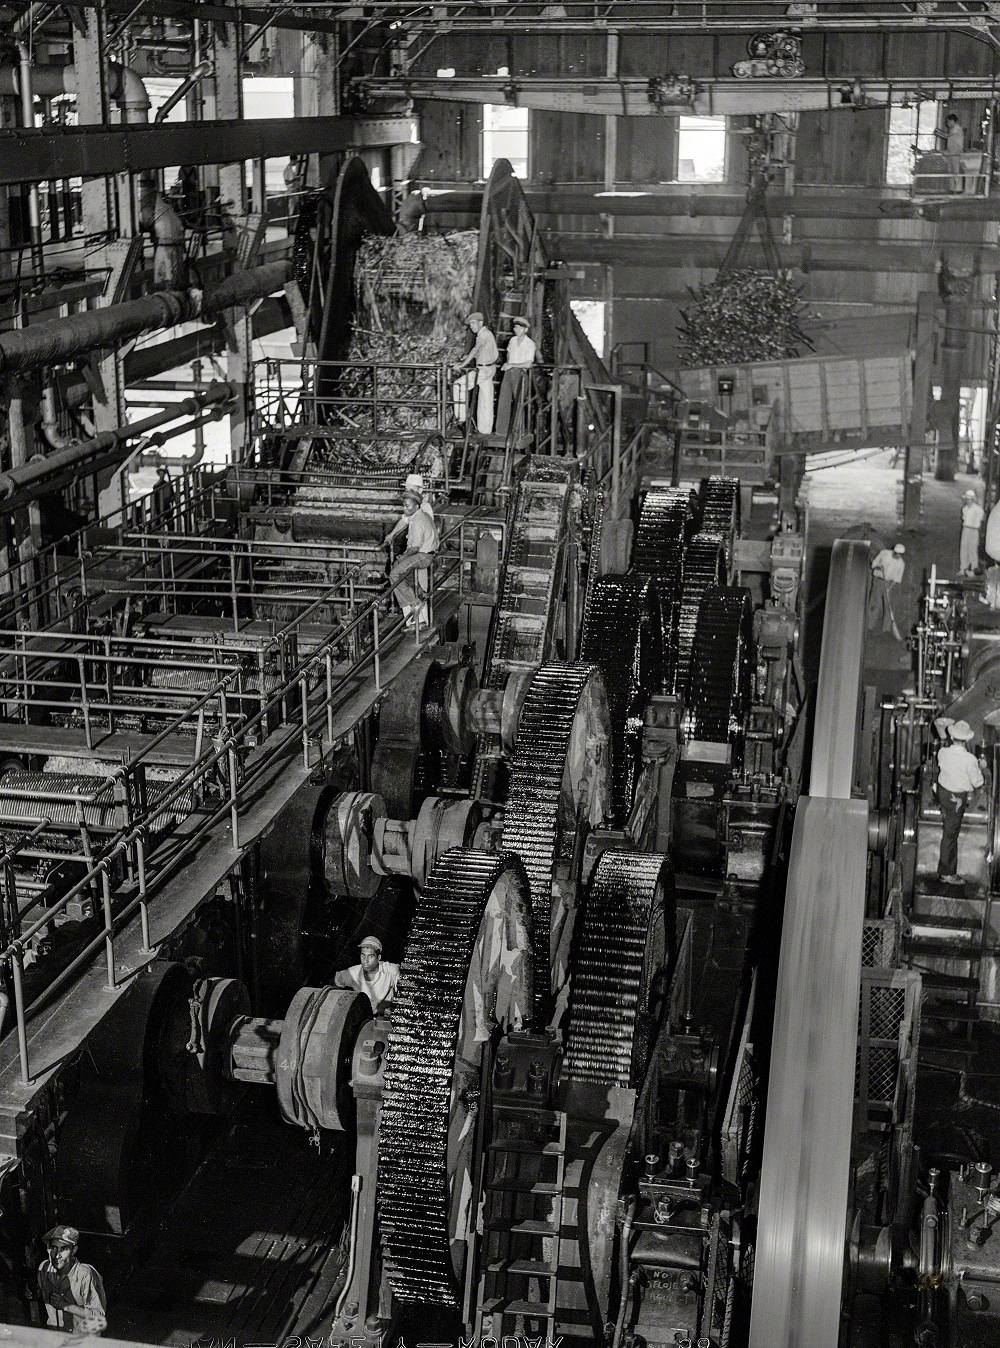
top-left (751, 539), bottom-right (871, 1348)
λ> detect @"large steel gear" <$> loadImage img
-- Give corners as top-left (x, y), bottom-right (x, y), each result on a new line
top-left (699, 475), bottom-right (742, 573)
top-left (378, 848), bottom-right (532, 1308)
top-left (580, 575), bottom-right (663, 821)
top-left (500, 662), bottom-right (612, 1024)
top-left (687, 586), bottom-right (754, 764)
top-left (750, 540), bottom-right (871, 1348)
top-left (564, 850), bottom-right (673, 1090)
top-left (675, 532), bottom-right (727, 698)
top-left (631, 487), bottom-right (696, 692)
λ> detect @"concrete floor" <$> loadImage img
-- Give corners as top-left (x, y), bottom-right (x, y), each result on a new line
top-left (801, 451), bottom-right (1000, 1170)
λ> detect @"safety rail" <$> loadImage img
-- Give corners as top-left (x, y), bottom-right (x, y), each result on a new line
top-left (677, 425), bottom-right (771, 477)
top-left (253, 356), bottom-right (449, 443)
top-left (0, 465), bottom-right (224, 633)
top-left (0, 507), bottom-right (493, 1083)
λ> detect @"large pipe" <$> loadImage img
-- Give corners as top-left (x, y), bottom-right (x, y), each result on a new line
top-left (0, 384), bottom-right (236, 512)
top-left (0, 261), bottom-right (290, 375)
top-left (0, 61), bottom-right (150, 120)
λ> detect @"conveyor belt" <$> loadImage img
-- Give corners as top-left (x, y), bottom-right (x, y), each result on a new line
top-left (500, 661), bottom-right (603, 1024)
top-left (749, 539), bottom-right (871, 1348)
top-left (379, 848), bottom-right (531, 1308)
top-left (580, 575), bottom-right (662, 820)
top-left (564, 850), bottom-right (672, 1090)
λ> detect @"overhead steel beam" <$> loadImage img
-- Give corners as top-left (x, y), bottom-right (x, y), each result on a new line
top-left (549, 235), bottom-right (1000, 275)
top-left (0, 116), bottom-right (418, 185)
top-left (54, 0), bottom-right (347, 36)
top-left (362, 74), bottom-right (999, 116)
top-left (425, 188), bottom-right (1000, 224)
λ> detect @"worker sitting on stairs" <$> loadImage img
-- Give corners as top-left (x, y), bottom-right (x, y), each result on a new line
top-left (382, 488), bottom-right (439, 629)
top-left (935, 718), bottom-right (984, 883)
top-left (495, 315), bottom-right (537, 440)
top-left (452, 312), bottom-right (498, 436)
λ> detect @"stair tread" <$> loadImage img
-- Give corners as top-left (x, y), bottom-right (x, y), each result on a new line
top-left (490, 1140), bottom-right (564, 1155)
top-left (485, 1217), bottom-right (560, 1234)
top-left (486, 1258), bottom-right (558, 1276)
top-left (910, 912), bottom-right (983, 930)
top-left (922, 1001), bottom-right (981, 1022)
top-left (487, 1177), bottom-right (561, 1195)
top-left (919, 971), bottom-right (980, 991)
top-left (481, 1296), bottom-right (554, 1316)
top-left (904, 938), bottom-right (981, 957)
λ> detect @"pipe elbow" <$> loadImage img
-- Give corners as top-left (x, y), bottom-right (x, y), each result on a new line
top-left (108, 62), bottom-right (150, 122)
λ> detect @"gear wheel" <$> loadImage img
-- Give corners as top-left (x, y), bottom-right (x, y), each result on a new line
top-left (632, 487), bottom-right (696, 692)
top-left (675, 532), bottom-right (727, 698)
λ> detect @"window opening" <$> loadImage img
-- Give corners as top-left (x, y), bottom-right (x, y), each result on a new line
top-left (676, 116), bottom-right (727, 183)
top-left (483, 104), bottom-right (529, 179)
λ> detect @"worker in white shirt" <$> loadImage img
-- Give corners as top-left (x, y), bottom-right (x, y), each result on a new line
top-left (868, 542), bottom-right (906, 639)
top-left (453, 312), bottom-right (498, 435)
top-left (495, 316), bottom-right (537, 438)
top-left (960, 488), bottom-right (985, 576)
top-left (382, 488), bottom-right (440, 628)
top-left (935, 719), bottom-right (984, 882)
top-left (334, 935), bottom-right (400, 1014)
top-left (941, 112), bottom-right (966, 191)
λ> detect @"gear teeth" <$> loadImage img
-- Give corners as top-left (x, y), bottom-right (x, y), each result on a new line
top-left (631, 488), bottom-right (696, 691)
top-left (699, 475), bottom-right (741, 573)
top-left (580, 575), bottom-right (662, 821)
top-left (501, 662), bottom-right (603, 1024)
top-left (379, 848), bottom-right (531, 1308)
top-left (687, 586), bottom-right (754, 769)
top-left (565, 850), bottom-right (673, 1089)
top-left (676, 533), bottom-right (727, 698)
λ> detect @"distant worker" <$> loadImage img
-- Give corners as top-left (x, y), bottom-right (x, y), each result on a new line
top-left (38, 1226), bottom-right (107, 1335)
top-left (941, 112), bottom-right (966, 191)
top-left (868, 542), bottom-right (906, 639)
top-left (495, 316), bottom-right (537, 439)
top-left (382, 487), bottom-right (439, 629)
top-left (960, 488), bottom-right (985, 576)
top-left (334, 936), bottom-right (400, 1014)
top-left (395, 187), bottom-right (426, 236)
top-left (453, 312), bottom-right (498, 436)
top-left (935, 719), bottom-right (984, 883)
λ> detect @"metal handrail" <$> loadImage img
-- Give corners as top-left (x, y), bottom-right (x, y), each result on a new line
top-left (0, 506), bottom-right (490, 1082)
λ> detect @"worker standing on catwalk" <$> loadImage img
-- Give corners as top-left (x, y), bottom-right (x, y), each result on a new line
top-left (453, 312), bottom-right (498, 436)
top-left (935, 719), bottom-right (984, 883)
top-left (868, 542), bottom-right (906, 639)
top-left (334, 936), bottom-right (400, 1014)
top-left (942, 112), bottom-right (966, 192)
top-left (37, 1226), bottom-right (107, 1335)
top-left (495, 316), bottom-right (537, 438)
top-left (382, 488), bottom-right (439, 629)
top-left (960, 487), bottom-right (985, 576)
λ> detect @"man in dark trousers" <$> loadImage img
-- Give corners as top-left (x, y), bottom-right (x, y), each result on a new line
top-left (935, 719), bottom-right (984, 882)
top-left (37, 1225), bottom-right (107, 1334)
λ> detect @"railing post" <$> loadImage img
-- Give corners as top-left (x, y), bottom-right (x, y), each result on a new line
top-left (101, 867), bottom-right (116, 990)
top-left (11, 948), bottom-right (30, 1084)
top-left (373, 606), bottom-right (381, 691)
top-left (135, 833), bottom-right (151, 953)
top-left (300, 673), bottom-right (311, 767)
top-left (326, 649), bottom-right (335, 746)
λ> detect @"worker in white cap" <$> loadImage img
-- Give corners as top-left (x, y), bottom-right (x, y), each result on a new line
top-left (495, 315), bottom-right (538, 439)
top-left (935, 719), bottom-right (984, 882)
top-left (453, 311), bottom-right (498, 435)
top-left (334, 935), bottom-right (400, 1014)
top-left (960, 487), bottom-right (985, 576)
top-left (868, 542), bottom-right (906, 639)
top-left (38, 1225), bottom-right (107, 1334)
top-left (382, 487), bottom-right (439, 629)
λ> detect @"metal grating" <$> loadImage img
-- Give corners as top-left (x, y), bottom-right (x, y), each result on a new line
top-left (855, 968), bottom-right (920, 1131)
top-left (721, 977), bottom-right (758, 1188)
top-left (862, 916), bottom-right (900, 967)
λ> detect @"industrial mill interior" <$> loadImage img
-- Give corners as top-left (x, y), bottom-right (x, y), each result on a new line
top-left (4, 4), bottom-right (1000, 1346)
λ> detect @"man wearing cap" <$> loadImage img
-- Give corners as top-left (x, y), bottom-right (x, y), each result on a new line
top-left (495, 316), bottom-right (538, 439)
top-left (935, 719), bottom-right (984, 882)
top-left (37, 1225), bottom-right (107, 1334)
top-left (960, 488), bottom-right (985, 576)
top-left (869, 542), bottom-right (907, 638)
top-left (334, 937), bottom-right (400, 1014)
top-left (453, 312), bottom-right (498, 435)
top-left (382, 488), bottom-right (439, 629)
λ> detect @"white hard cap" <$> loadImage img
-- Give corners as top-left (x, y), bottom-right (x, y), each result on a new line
top-left (893, 543), bottom-right (906, 555)
top-left (949, 720), bottom-right (974, 742)
top-left (404, 473), bottom-right (425, 492)
top-left (965, 489), bottom-right (977, 500)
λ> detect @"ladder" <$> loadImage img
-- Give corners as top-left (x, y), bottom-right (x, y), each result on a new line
top-left (473, 1103), bottom-right (568, 1342)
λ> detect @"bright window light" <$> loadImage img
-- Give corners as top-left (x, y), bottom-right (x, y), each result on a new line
top-left (572, 299), bottom-right (606, 358)
top-left (676, 116), bottom-right (726, 183)
top-left (886, 100), bottom-right (938, 185)
top-left (483, 104), bottom-right (529, 178)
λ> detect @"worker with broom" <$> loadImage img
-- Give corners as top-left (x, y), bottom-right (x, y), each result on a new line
top-left (869, 542), bottom-right (906, 639)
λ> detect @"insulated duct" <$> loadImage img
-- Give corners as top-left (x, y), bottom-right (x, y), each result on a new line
top-left (0, 61), bottom-right (150, 120)
top-left (0, 261), bottom-right (291, 375)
